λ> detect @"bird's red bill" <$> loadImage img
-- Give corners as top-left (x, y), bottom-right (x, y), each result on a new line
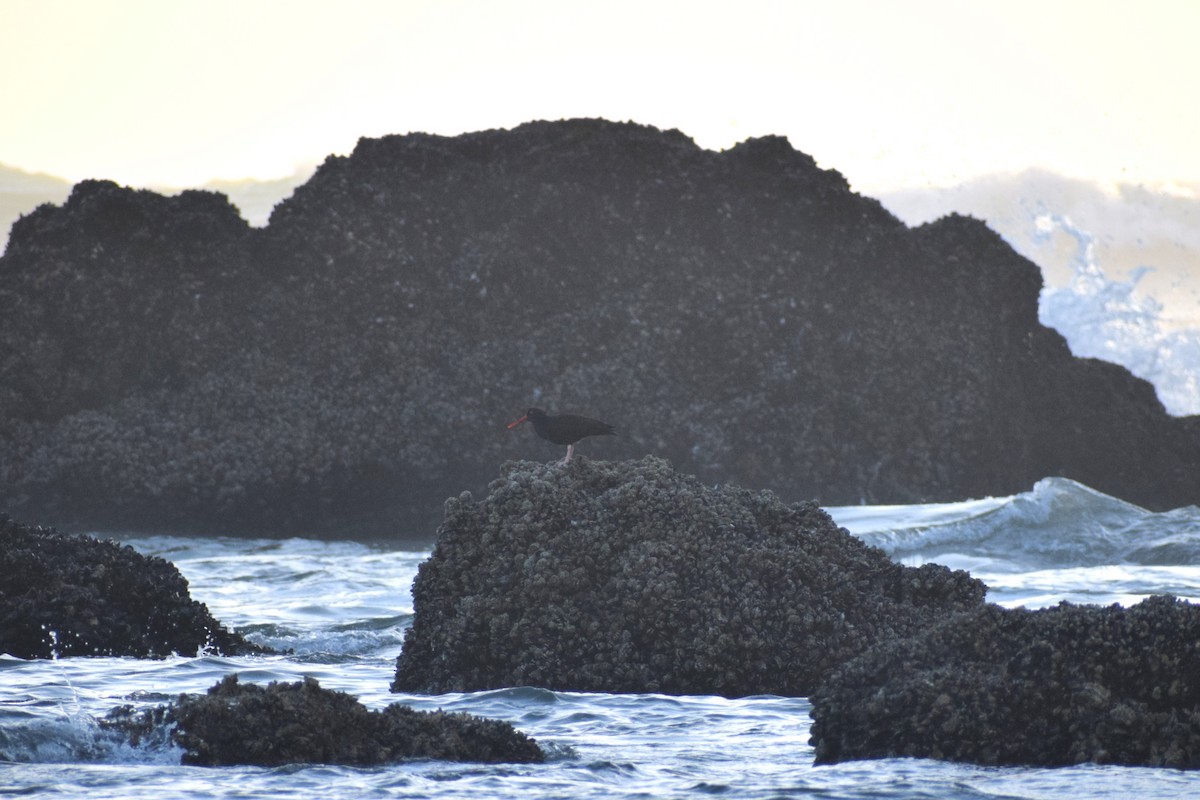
top-left (507, 415), bottom-right (528, 429)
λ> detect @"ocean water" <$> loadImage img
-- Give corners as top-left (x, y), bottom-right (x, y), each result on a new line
top-left (2, 477), bottom-right (1199, 799)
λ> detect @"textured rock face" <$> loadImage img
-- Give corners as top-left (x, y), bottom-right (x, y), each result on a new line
top-left (0, 512), bottom-right (263, 658)
top-left (391, 457), bottom-right (985, 696)
top-left (104, 674), bottom-right (545, 766)
top-left (810, 596), bottom-right (1200, 769)
top-left (2, 119), bottom-right (1197, 537)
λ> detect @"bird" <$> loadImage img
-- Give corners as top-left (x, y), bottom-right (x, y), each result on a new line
top-left (507, 407), bottom-right (615, 463)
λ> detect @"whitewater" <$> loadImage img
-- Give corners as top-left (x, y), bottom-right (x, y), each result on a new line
top-left (2, 477), bottom-right (1198, 799)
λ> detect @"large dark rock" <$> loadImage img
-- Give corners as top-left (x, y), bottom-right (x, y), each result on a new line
top-left (391, 457), bottom-right (985, 696)
top-left (104, 673), bottom-right (545, 766)
top-left (0, 512), bottom-right (264, 658)
top-left (2, 119), bottom-right (1197, 537)
top-left (810, 596), bottom-right (1200, 769)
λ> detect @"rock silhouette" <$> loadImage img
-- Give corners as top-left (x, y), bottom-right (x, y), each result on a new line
top-left (1, 119), bottom-right (1196, 537)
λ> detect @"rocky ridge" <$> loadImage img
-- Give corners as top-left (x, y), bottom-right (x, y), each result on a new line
top-left (2, 119), bottom-right (1197, 537)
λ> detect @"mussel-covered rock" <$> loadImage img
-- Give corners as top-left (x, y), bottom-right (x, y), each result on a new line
top-left (3, 121), bottom-right (1197, 539)
top-left (104, 674), bottom-right (545, 766)
top-left (0, 512), bottom-right (264, 658)
top-left (810, 596), bottom-right (1200, 769)
top-left (392, 457), bottom-right (985, 696)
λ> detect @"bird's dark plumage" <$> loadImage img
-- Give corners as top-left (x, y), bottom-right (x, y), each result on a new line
top-left (507, 407), bottom-right (615, 462)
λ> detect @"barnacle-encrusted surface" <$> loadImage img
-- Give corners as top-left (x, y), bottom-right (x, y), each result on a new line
top-left (0, 512), bottom-right (264, 658)
top-left (392, 457), bottom-right (985, 696)
top-left (810, 596), bottom-right (1200, 769)
top-left (104, 674), bottom-right (545, 766)
top-left (3, 121), bottom-right (1197, 538)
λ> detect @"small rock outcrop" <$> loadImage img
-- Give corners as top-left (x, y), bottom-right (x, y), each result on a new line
top-left (392, 457), bottom-right (985, 696)
top-left (809, 596), bottom-right (1200, 769)
top-left (0, 512), bottom-right (264, 658)
top-left (104, 674), bottom-right (545, 766)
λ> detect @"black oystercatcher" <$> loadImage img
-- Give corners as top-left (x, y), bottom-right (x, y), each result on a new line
top-left (507, 408), bottom-right (615, 463)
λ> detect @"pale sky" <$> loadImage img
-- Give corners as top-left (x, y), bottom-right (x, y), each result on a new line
top-left (2, 0), bottom-right (1199, 193)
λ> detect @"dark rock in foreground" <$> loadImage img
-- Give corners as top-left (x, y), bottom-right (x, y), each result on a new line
top-left (810, 596), bottom-right (1200, 769)
top-left (105, 674), bottom-right (545, 766)
top-left (0, 512), bottom-right (264, 658)
top-left (392, 457), bottom-right (985, 696)
top-left (2, 119), bottom-right (1197, 538)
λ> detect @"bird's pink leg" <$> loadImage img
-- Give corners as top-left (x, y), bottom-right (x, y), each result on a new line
top-left (559, 443), bottom-right (575, 464)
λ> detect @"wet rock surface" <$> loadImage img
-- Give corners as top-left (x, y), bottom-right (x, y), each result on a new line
top-left (809, 596), bottom-right (1200, 769)
top-left (0, 512), bottom-right (264, 658)
top-left (391, 457), bottom-right (985, 696)
top-left (3, 119), bottom-right (1197, 537)
top-left (104, 674), bottom-right (546, 766)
